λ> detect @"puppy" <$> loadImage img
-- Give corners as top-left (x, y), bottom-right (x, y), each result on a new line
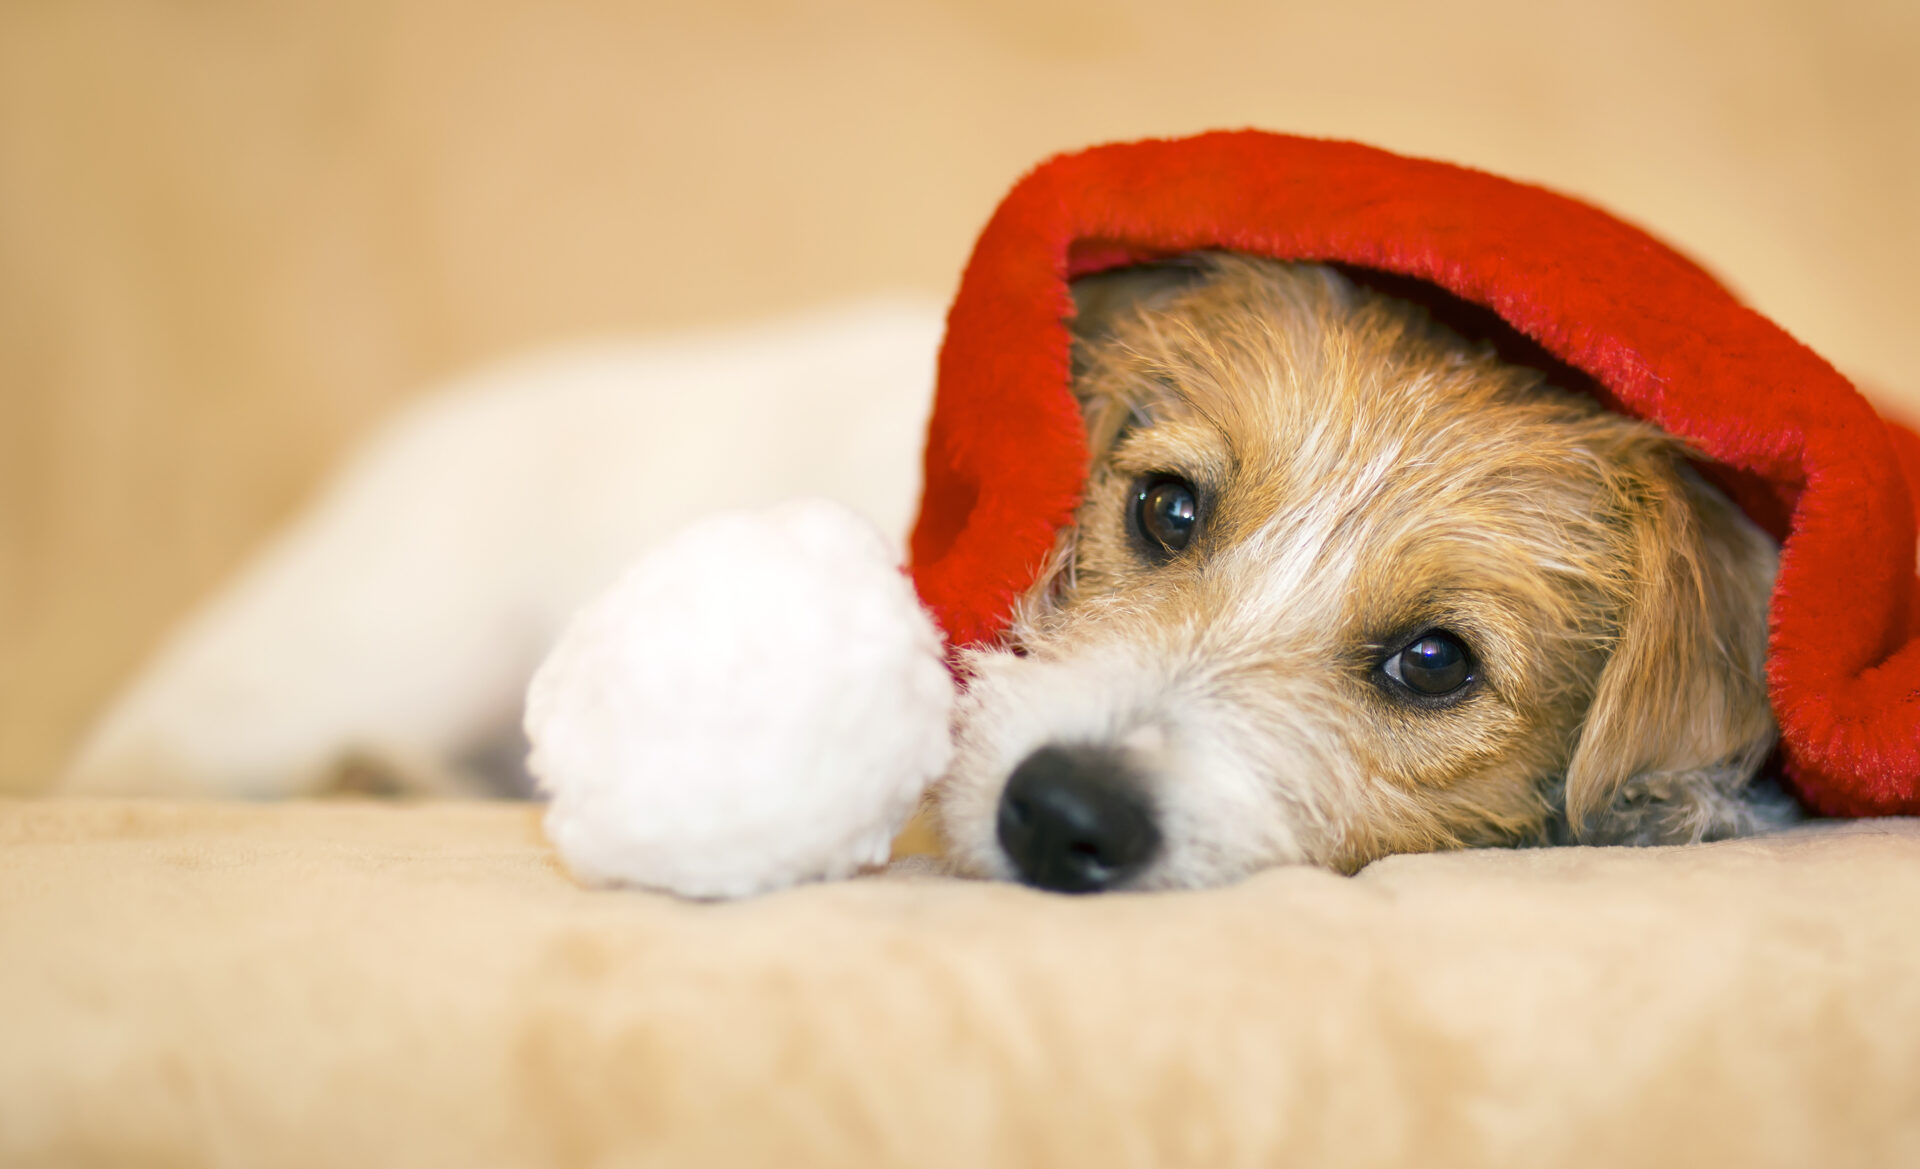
top-left (936, 256), bottom-right (1795, 891)
top-left (63, 261), bottom-right (1795, 892)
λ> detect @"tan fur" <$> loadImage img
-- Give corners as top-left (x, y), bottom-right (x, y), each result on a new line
top-left (937, 256), bottom-right (1791, 886)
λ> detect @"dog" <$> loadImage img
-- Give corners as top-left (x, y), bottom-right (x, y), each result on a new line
top-left (62, 258), bottom-right (1796, 889)
top-left (936, 255), bottom-right (1795, 890)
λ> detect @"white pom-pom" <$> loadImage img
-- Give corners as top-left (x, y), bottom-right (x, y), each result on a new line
top-left (525, 499), bottom-right (955, 898)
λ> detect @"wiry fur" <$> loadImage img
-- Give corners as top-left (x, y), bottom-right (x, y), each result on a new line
top-left (938, 257), bottom-right (1794, 886)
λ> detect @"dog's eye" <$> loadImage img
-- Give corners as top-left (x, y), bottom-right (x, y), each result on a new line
top-left (1132, 476), bottom-right (1199, 557)
top-left (1383, 631), bottom-right (1473, 697)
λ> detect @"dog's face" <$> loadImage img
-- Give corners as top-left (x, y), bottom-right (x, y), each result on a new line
top-left (937, 257), bottom-right (1784, 891)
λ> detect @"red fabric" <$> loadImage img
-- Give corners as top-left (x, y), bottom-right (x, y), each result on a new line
top-left (909, 130), bottom-right (1920, 818)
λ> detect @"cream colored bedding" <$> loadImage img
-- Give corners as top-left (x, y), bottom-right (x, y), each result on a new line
top-left (4, 799), bottom-right (1916, 1168)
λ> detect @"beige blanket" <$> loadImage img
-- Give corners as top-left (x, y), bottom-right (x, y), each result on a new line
top-left (4, 799), bottom-right (1916, 1168)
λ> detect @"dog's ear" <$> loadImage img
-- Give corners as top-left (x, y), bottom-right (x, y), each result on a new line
top-left (1069, 260), bottom-right (1208, 349)
top-left (1067, 260), bottom-right (1208, 458)
top-left (1563, 453), bottom-right (1788, 844)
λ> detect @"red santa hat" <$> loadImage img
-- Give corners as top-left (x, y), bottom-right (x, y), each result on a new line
top-left (909, 130), bottom-right (1920, 818)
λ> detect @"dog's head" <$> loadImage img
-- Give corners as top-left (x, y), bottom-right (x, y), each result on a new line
top-left (936, 256), bottom-right (1785, 891)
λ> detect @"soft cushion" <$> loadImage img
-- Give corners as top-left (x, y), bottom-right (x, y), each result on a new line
top-left (4, 798), bottom-right (1917, 1167)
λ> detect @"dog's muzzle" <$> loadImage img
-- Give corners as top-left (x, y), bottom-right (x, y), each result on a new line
top-left (995, 744), bottom-right (1160, 892)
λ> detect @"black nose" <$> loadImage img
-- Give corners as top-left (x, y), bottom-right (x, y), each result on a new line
top-left (996, 745), bottom-right (1160, 892)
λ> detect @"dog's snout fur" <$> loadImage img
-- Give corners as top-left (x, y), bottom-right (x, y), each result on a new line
top-left (996, 744), bottom-right (1161, 892)
top-left (938, 255), bottom-right (1796, 891)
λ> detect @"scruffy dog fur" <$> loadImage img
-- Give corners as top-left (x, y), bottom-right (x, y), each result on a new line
top-left (938, 256), bottom-right (1796, 890)
top-left (65, 260), bottom-right (1797, 891)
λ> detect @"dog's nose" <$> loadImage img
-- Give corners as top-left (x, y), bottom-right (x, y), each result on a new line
top-left (996, 745), bottom-right (1160, 892)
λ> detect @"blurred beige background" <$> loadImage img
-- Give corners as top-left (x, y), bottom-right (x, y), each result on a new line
top-left (2, 0), bottom-right (1916, 793)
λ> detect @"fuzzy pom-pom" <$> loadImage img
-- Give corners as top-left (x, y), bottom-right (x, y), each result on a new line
top-left (525, 499), bottom-right (955, 898)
